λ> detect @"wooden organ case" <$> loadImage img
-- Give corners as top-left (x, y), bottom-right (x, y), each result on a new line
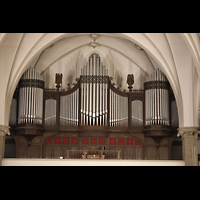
top-left (10, 54), bottom-right (179, 160)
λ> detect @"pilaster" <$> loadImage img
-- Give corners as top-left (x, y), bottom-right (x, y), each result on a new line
top-left (178, 127), bottom-right (199, 166)
top-left (0, 125), bottom-right (10, 166)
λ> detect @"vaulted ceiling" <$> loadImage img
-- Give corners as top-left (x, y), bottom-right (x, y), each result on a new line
top-left (31, 33), bottom-right (158, 90)
top-left (0, 33), bottom-right (200, 128)
top-left (32, 33), bottom-right (156, 74)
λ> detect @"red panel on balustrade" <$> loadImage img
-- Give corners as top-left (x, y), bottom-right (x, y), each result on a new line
top-left (91, 138), bottom-right (97, 144)
top-left (82, 138), bottom-right (89, 144)
top-left (46, 138), bottom-right (52, 144)
top-left (109, 138), bottom-right (116, 145)
top-left (135, 139), bottom-right (142, 145)
top-left (54, 137), bottom-right (61, 144)
top-left (99, 138), bottom-right (105, 145)
top-left (63, 138), bottom-right (70, 144)
top-left (71, 137), bottom-right (78, 144)
top-left (126, 138), bottom-right (133, 145)
top-left (118, 138), bottom-right (125, 145)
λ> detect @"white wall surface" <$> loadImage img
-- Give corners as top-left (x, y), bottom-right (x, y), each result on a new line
top-left (2, 158), bottom-right (185, 166)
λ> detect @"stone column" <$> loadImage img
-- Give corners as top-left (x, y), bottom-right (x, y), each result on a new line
top-left (0, 125), bottom-right (10, 166)
top-left (178, 127), bottom-right (199, 166)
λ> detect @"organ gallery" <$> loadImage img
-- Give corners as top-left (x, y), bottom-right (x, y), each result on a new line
top-left (9, 53), bottom-right (179, 160)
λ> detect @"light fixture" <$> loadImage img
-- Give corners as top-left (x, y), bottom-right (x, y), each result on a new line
top-left (89, 42), bottom-right (99, 48)
top-left (89, 33), bottom-right (100, 48)
top-left (90, 33), bottom-right (100, 41)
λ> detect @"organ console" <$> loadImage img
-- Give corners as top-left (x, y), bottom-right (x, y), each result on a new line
top-left (9, 53), bottom-right (179, 159)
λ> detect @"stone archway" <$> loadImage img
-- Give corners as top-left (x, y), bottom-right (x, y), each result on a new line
top-left (1, 33), bottom-right (200, 165)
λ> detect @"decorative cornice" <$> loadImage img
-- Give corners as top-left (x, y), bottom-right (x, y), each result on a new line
top-left (0, 125), bottom-right (10, 135)
top-left (177, 127), bottom-right (199, 138)
top-left (19, 79), bottom-right (45, 89)
top-left (144, 80), bottom-right (170, 91)
top-left (80, 75), bottom-right (109, 84)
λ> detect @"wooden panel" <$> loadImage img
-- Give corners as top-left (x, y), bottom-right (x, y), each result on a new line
top-left (18, 146), bottom-right (28, 158)
top-left (70, 146), bottom-right (79, 159)
top-left (44, 146), bottom-right (52, 158)
top-left (159, 138), bottom-right (169, 160)
top-left (135, 146), bottom-right (143, 160)
top-left (108, 146), bottom-right (116, 159)
top-left (146, 147), bottom-right (156, 160)
top-left (118, 146), bottom-right (125, 159)
top-left (145, 137), bottom-right (156, 159)
top-left (126, 146), bottom-right (134, 159)
top-left (159, 147), bottom-right (168, 160)
top-left (53, 146), bottom-right (61, 158)
top-left (31, 145), bottom-right (40, 158)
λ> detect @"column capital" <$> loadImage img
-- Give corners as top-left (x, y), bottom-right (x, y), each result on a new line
top-left (177, 127), bottom-right (199, 138)
top-left (0, 125), bottom-right (10, 136)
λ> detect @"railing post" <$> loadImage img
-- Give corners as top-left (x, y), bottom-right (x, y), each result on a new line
top-left (101, 150), bottom-right (103, 159)
top-left (117, 151), bottom-right (120, 159)
top-left (128, 93), bottom-right (132, 130)
top-left (67, 150), bottom-right (69, 159)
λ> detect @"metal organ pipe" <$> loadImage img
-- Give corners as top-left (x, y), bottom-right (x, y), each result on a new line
top-left (144, 69), bottom-right (170, 126)
top-left (18, 68), bottom-right (44, 125)
top-left (80, 53), bottom-right (109, 127)
top-left (59, 87), bottom-right (79, 127)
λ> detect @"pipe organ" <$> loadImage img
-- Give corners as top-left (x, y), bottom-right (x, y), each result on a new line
top-left (45, 98), bottom-right (57, 126)
top-left (144, 68), bottom-right (170, 126)
top-left (132, 100), bottom-right (143, 127)
top-left (18, 68), bottom-right (44, 124)
top-left (80, 53), bottom-right (108, 126)
top-left (60, 88), bottom-right (79, 126)
top-left (109, 88), bottom-right (128, 127)
top-left (10, 54), bottom-right (179, 160)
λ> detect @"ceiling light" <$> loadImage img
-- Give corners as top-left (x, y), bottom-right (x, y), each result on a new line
top-left (90, 33), bottom-right (100, 41)
top-left (89, 42), bottom-right (99, 48)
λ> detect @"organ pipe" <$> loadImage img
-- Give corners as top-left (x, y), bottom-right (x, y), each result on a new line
top-left (11, 53), bottom-right (176, 135)
top-left (45, 99), bottom-right (56, 126)
top-left (132, 100), bottom-right (143, 127)
top-left (144, 68), bottom-right (170, 126)
top-left (109, 90), bottom-right (128, 127)
top-left (80, 53), bottom-right (108, 126)
top-left (18, 68), bottom-right (44, 125)
top-left (60, 88), bottom-right (79, 126)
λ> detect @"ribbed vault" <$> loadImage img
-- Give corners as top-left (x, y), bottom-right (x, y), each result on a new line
top-left (0, 33), bottom-right (200, 128)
